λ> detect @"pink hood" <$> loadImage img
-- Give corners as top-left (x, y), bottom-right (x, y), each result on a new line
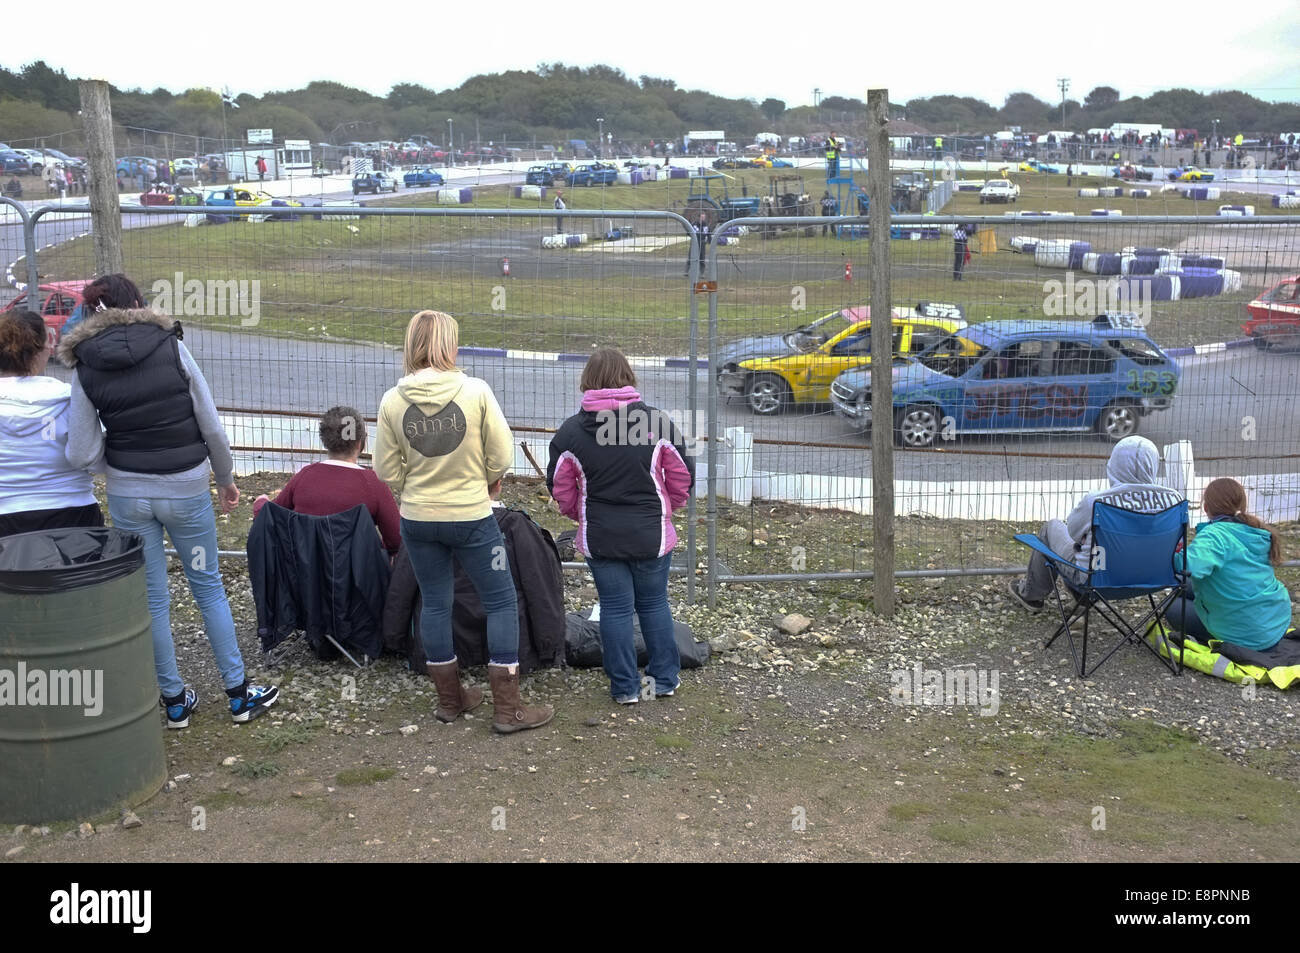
top-left (581, 386), bottom-right (641, 412)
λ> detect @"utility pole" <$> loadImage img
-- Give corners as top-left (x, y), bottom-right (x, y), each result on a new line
top-left (78, 79), bottom-right (123, 277)
top-left (814, 88), bottom-right (822, 123)
top-left (1057, 77), bottom-right (1070, 128)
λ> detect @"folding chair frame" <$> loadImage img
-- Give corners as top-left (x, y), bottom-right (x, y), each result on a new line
top-left (1015, 502), bottom-right (1189, 679)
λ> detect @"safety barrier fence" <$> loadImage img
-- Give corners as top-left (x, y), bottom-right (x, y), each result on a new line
top-left (4, 195), bottom-right (1299, 606)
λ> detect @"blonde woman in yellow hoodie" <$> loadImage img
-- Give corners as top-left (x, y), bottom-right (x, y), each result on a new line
top-left (376, 311), bottom-right (553, 734)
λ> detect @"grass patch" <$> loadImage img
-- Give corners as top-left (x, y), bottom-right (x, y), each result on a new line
top-left (336, 766), bottom-right (396, 787)
top-left (258, 723), bottom-right (318, 753)
top-left (654, 734), bottom-right (692, 750)
top-left (887, 801), bottom-right (936, 821)
top-left (231, 760), bottom-right (280, 780)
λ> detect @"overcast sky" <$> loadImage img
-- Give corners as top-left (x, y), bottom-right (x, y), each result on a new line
top-left (10, 1), bottom-right (1299, 107)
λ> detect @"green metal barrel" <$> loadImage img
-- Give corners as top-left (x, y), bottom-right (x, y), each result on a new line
top-left (0, 527), bottom-right (166, 825)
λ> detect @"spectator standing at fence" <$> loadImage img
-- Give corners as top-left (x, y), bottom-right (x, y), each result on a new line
top-left (374, 310), bottom-right (553, 733)
top-left (256, 154), bottom-right (268, 184)
top-left (952, 223), bottom-right (969, 280)
top-left (0, 311), bottom-right (101, 539)
top-left (548, 348), bottom-right (695, 704)
top-left (1008, 436), bottom-right (1183, 612)
top-left (60, 274), bottom-right (279, 729)
top-left (1066, 164), bottom-right (1073, 186)
top-left (553, 191), bottom-right (565, 234)
top-left (1161, 478), bottom-right (1292, 651)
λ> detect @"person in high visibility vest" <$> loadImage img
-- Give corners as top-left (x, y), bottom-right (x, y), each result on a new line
top-left (825, 133), bottom-right (841, 178)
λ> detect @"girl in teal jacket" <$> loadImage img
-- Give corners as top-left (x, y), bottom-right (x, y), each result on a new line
top-left (1166, 478), bottom-right (1292, 652)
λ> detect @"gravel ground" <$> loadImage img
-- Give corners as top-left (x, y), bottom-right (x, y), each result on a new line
top-left (160, 543), bottom-right (1297, 782)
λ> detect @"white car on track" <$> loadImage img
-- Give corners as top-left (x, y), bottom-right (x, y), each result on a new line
top-left (979, 179), bottom-right (1020, 204)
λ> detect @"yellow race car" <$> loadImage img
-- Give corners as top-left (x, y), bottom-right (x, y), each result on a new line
top-left (1174, 167), bottom-right (1215, 182)
top-left (205, 186), bottom-right (276, 206)
top-left (716, 304), bottom-right (970, 415)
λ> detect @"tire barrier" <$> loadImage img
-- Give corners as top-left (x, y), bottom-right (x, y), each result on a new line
top-left (1090, 209), bottom-right (1123, 216)
top-left (1097, 186), bottom-right (1123, 197)
top-left (514, 185), bottom-right (547, 199)
top-left (956, 180), bottom-right (985, 191)
top-left (1274, 194), bottom-right (1300, 208)
top-left (1125, 246), bottom-right (1170, 257)
top-left (669, 167), bottom-right (690, 179)
top-left (437, 188), bottom-right (473, 204)
top-left (1009, 235), bottom-right (1038, 253)
top-left (540, 233), bottom-right (589, 249)
top-left (1221, 268), bottom-right (1243, 293)
top-left (1183, 186), bottom-right (1221, 201)
top-left (1034, 238), bottom-right (1072, 267)
top-left (717, 235), bottom-right (739, 246)
top-left (1217, 204), bottom-right (1254, 216)
top-left (1131, 188), bottom-right (1151, 198)
top-left (1034, 238), bottom-right (1090, 268)
top-left (1077, 187), bottom-right (1100, 198)
top-left (1118, 274), bottom-right (1180, 301)
top-left (1082, 252), bottom-right (1123, 275)
top-left (1180, 255), bottom-right (1225, 269)
top-left (1167, 268), bottom-right (1223, 298)
top-left (1124, 255), bottom-right (1160, 275)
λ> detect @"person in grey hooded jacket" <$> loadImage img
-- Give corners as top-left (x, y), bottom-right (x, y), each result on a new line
top-left (1009, 435), bottom-right (1183, 611)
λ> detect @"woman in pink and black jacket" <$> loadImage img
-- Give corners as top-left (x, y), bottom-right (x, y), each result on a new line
top-left (548, 348), bottom-right (695, 704)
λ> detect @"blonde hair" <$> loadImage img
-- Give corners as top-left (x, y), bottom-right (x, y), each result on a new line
top-left (403, 310), bottom-right (459, 375)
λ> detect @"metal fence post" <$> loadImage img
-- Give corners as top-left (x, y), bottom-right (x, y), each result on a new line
top-left (867, 88), bottom-right (896, 618)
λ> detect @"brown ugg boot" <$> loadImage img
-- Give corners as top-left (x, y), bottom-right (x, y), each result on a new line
top-left (426, 658), bottom-right (484, 723)
top-left (487, 663), bottom-right (554, 734)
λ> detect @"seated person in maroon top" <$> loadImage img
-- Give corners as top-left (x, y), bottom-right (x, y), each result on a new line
top-left (253, 405), bottom-right (401, 554)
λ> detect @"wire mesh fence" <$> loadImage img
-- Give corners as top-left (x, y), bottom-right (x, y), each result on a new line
top-left (7, 164), bottom-right (1300, 601)
top-left (703, 200), bottom-right (1300, 594)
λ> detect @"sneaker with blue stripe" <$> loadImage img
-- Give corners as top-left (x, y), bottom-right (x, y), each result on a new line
top-left (229, 683), bottom-right (279, 723)
top-left (161, 687), bottom-right (198, 729)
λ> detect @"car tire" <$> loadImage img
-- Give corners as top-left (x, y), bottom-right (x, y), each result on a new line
top-left (745, 374), bottom-right (791, 416)
top-left (1252, 334), bottom-right (1271, 351)
top-left (894, 404), bottom-right (941, 449)
top-left (1096, 402), bottom-right (1139, 441)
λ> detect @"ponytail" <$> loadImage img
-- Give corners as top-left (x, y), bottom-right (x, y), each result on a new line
top-left (1202, 477), bottom-right (1283, 566)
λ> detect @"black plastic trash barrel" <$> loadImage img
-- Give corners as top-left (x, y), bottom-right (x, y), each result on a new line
top-left (0, 527), bottom-right (167, 824)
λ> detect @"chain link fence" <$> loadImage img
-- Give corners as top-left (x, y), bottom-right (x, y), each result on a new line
top-left (6, 171), bottom-right (1299, 603)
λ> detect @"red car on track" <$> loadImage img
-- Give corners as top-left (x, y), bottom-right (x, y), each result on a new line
top-left (1243, 275), bottom-right (1300, 350)
top-left (1, 280), bottom-right (88, 351)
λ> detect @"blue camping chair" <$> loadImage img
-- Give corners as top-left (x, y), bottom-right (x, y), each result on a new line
top-left (1014, 500), bottom-right (1189, 678)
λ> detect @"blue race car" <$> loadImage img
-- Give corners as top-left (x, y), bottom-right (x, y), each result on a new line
top-left (566, 163), bottom-right (619, 187)
top-left (830, 313), bottom-right (1180, 447)
top-left (403, 167), bottom-right (445, 188)
top-left (525, 165), bottom-right (557, 186)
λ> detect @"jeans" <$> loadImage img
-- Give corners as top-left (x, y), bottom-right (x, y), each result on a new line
top-left (1021, 518), bottom-right (1085, 601)
top-left (1159, 580), bottom-right (1212, 642)
top-left (587, 553), bottom-right (679, 699)
top-left (107, 493), bottom-right (244, 697)
top-left (401, 515), bottom-right (519, 665)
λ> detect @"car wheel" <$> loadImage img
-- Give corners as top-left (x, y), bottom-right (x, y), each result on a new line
top-left (1252, 334), bottom-right (1272, 351)
top-left (894, 404), bottom-right (940, 448)
top-left (745, 374), bottom-right (790, 416)
top-left (1097, 402), bottom-right (1139, 441)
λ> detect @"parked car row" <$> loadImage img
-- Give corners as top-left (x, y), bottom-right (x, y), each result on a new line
top-left (0, 147), bottom-right (86, 175)
top-left (718, 309), bottom-right (1184, 447)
